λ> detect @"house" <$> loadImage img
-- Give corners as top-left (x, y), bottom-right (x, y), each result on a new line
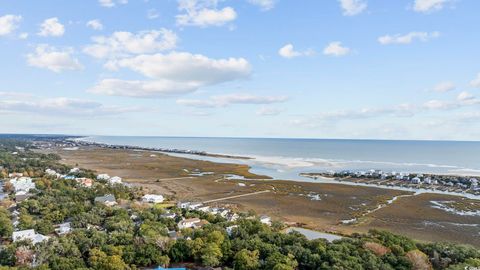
top-left (8, 173), bottom-right (23, 178)
top-left (55, 222), bottom-right (72, 235)
top-left (15, 192), bottom-right (31, 203)
top-left (12, 229), bottom-right (49, 244)
top-left (259, 215), bottom-right (272, 226)
top-left (197, 206), bottom-right (211, 213)
top-left (161, 212), bottom-right (177, 219)
top-left (178, 218), bottom-right (202, 229)
top-left (411, 177), bottom-right (421, 184)
top-left (168, 230), bottom-right (179, 240)
top-left (97, 174), bottom-right (110, 180)
top-left (69, 167), bottom-right (80, 173)
top-left (227, 213), bottom-right (239, 222)
top-left (108, 176), bottom-right (122, 185)
top-left (76, 178), bottom-right (93, 188)
top-left (142, 194), bottom-right (164, 204)
top-left (187, 203), bottom-right (203, 210)
top-left (45, 169), bottom-right (57, 176)
top-left (94, 194), bottom-right (117, 206)
top-left (10, 177), bottom-right (35, 193)
top-left (177, 202), bottom-right (190, 209)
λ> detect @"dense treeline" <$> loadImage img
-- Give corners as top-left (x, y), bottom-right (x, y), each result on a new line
top-left (0, 139), bottom-right (480, 270)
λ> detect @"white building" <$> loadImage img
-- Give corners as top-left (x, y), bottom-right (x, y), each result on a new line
top-left (12, 229), bottom-right (49, 244)
top-left (177, 202), bottom-right (190, 209)
top-left (259, 215), bottom-right (272, 226)
top-left (97, 174), bottom-right (110, 180)
top-left (69, 168), bottom-right (80, 173)
top-left (55, 222), bottom-right (72, 235)
top-left (187, 203), bottom-right (203, 210)
top-left (10, 177), bottom-right (35, 193)
top-left (178, 218), bottom-right (201, 229)
top-left (108, 176), bottom-right (122, 185)
top-left (411, 177), bottom-right (421, 184)
top-left (142, 194), bottom-right (164, 204)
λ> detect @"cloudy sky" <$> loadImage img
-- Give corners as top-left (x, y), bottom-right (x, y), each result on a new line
top-left (1, 0), bottom-right (480, 140)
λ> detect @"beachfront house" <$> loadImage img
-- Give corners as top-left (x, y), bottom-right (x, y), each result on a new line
top-left (411, 177), bottom-right (421, 184)
top-left (12, 229), bottom-right (49, 244)
top-left (142, 194), bottom-right (164, 203)
top-left (178, 218), bottom-right (202, 229)
top-left (94, 194), bottom-right (117, 206)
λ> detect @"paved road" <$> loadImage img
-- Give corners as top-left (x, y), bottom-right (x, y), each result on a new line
top-left (203, 190), bottom-right (271, 204)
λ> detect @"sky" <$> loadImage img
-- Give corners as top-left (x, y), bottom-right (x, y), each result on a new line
top-left (1, 0), bottom-right (480, 140)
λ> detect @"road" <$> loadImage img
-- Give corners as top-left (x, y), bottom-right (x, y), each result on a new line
top-left (203, 190), bottom-right (271, 204)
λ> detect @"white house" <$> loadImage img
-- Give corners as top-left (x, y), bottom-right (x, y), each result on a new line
top-left (55, 222), bottom-right (72, 235)
top-left (259, 215), bottom-right (272, 226)
top-left (10, 177), bottom-right (35, 193)
top-left (142, 194), bottom-right (164, 204)
top-left (94, 194), bottom-right (117, 206)
top-left (12, 229), bottom-right (49, 244)
top-left (97, 174), bottom-right (110, 180)
top-left (178, 218), bottom-right (201, 229)
top-left (197, 206), bottom-right (211, 213)
top-left (187, 203), bottom-right (203, 210)
top-left (161, 212), bottom-right (177, 219)
top-left (177, 202), bottom-right (190, 209)
top-left (411, 177), bottom-right (421, 184)
top-left (8, 173), bottom-right (23, 178)
top-left (108, 176), bottom-right (122, 185)
top-left (69, 168), bottom-right (80, 173)
top-left (45, 169), bottom-right (57, 176)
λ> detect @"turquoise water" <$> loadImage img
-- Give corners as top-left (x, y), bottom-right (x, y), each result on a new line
top-left (81, 136), bottom-right (480, 179)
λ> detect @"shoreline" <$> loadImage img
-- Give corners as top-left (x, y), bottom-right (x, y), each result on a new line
top-left (57, 137), bottom-right (480, 200)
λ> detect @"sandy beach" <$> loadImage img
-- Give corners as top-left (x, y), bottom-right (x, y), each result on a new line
top-left (45, 146), bottom-right (480, 247)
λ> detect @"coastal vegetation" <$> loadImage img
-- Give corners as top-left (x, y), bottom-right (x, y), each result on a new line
top-left (1, 138), bottom-right (480, 269)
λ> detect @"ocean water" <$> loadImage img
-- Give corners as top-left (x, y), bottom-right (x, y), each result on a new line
top-left (81, 136), bottom-right (480, 180)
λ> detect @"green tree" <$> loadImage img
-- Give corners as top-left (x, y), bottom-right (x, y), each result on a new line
top-left (233, 249), bottom-right (260, 270)
top-left (201, 242), bottom-right (222, 267)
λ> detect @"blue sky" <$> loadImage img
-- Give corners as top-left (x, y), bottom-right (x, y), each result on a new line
top-left (1, 0), bottom-right (480, 140)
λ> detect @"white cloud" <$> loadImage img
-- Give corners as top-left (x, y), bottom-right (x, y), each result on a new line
top-left (0, 14), bottom-right (22, 36)
top-left (256, 106), bottom-right (284, 116)
top-left (38, 17), bottom-right (65, 37)
top-left (176, 0), bottom-right (237, 27)
top-left (147, 9), bottom-right (160, 19)
top-left (89, 79), bottom-right (203, 97)
top-left (378, 31), bottom-right (440, 45)
top-left (26, 44), bottom-right (83, 73)
top-left (19, 32), bottom-right (29, 39)
top-left (432, 81), bottom-right (455, 92)
top-left (323, 42), bottom-right (350, 56)
top-left (99, 0), bottom-right (128, 8)
top-left (338, 0), bottom-right (367, 16)
top-left (177, 93), bottom-right (288, 108)
top-left (86, 19), bottom-right (104, 31)
top-left (278, 44), bottom-right (314, 59)
top-left (84, 29), bottom-right (177, 59)
top-left (248, 0), bottom-right (276, 11)
top-left (470, 73), bottom-right (480, 88)
top-left (0, 96), bottom-right (135, 116)
top-left (413, 0), bottom-right (452, 13)
top-left (422, 99), bottom-right (458, 110)
top-left (90, 52), bottom-right (251, 97)
top-left (457, 91), bottom-right (475, 101)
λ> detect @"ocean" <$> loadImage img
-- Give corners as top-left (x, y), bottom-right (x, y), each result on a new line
top-left (81, 136), bottom-right (480, 180)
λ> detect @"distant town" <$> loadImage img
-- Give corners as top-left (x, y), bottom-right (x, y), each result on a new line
top-left (301, 169), bottom-right (480, 195)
